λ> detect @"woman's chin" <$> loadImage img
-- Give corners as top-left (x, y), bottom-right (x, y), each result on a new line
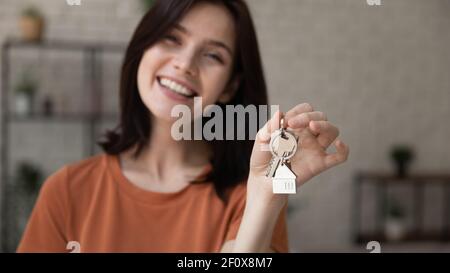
top-left (143, 89), bottom-right (189, 116)
top-left (147, 105), bottom-right (180, 122)
top-left (146, 101), bottom-right (193, 124)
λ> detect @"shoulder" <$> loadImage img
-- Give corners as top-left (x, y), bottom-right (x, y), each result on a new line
top-left (64, 153), bottom-right (108, 178)
top-left (40, 153), bottom-right (110, 200)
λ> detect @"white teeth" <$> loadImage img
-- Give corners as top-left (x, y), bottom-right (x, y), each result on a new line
top-left (159, 77), bottom-right (194, 97)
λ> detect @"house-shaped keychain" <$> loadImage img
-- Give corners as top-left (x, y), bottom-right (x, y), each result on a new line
top-left (272, 164), bottom-right (297, 194)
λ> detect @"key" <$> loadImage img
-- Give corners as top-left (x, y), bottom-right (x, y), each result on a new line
top-left (266, 156), bottom-right (282, 178)
top-left (266, 119), bottom-right (299, 194)
top-left (266, 129), bottom-right (292, 178)
top-left (270, 129), bottom-right (298, 160)
top-left (265, 130), bottom-right (297, 178)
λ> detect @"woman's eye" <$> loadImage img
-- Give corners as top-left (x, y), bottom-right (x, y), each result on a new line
top-left (205, 53), bottom-right (224, 64)
top-left (163, 34), bottom-right (180, 45)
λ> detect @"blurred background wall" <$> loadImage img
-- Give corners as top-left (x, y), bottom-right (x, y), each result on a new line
top-left (0, 0), bottom-right (449, 252)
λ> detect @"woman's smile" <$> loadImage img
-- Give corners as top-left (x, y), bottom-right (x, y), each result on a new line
top-left (156, 76), bottom-right (198, 102)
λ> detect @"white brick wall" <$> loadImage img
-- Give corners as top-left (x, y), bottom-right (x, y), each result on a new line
top-left (1, 0), bottom-right (450, 252)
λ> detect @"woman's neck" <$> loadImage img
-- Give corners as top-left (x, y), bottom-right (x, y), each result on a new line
top-left (121, 117), bottom-right (211, 190)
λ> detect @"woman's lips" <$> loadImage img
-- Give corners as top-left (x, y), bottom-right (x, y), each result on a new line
top-left (158, 76), bottom-right (198, 96)
top-left (157, 77), bottom-right (195, 102)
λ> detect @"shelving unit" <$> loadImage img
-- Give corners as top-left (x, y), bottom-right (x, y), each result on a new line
top-left (352, 172), bottom-right (450, 244)
top-left (0, 39), bottom-right (125, 252)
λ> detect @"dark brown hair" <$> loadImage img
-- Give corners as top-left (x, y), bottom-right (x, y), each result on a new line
top-left (98, 0), bottom-right (268, 201)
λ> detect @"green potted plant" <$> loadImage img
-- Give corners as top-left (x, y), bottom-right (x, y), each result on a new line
top-left (19, 6), bottom-right (45, 42)
top-left (390, 145), bottom-right (415, 178)
top-left (14, 71), bottom-right (39, 116)
top-left (384, 197), bottom-right (407, 242)
top-left (13, 161), bottom-right (44, 244)
top-left (15, 161), bottom-right (43, 195)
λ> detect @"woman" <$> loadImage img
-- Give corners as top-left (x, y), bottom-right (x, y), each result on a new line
top-left (17, 0), bottom-right (349, 253)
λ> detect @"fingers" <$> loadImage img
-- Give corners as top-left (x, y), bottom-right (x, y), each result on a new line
top-left (285, 103), bottom-right (314, 122)
top-left (288, 111), bottom-right (328, 129)
top-left (309, 121), bottom-right (339, 149)
top-left (256, 110), bottom-right (282, 146)
top-left (270, 110), bottom-right (282, 134)
top-left (252, 110), bottom-right (283, 167)
top-left (324, 139), bottom-right (350, 169)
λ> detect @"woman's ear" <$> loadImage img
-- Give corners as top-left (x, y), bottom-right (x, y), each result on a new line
top-left (218, 76), bottom-right (240, 104)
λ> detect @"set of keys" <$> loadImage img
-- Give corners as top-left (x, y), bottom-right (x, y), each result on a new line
top-left (266, 118), bottom-right (299, 194)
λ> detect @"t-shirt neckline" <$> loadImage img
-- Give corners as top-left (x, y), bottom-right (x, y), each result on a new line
top-left (106, 153), bottom-right (212, 206)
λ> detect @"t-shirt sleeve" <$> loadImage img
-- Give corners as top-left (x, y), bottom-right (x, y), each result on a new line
top-left (224, 184), bottom-right (289, 253)
top-left (16, 166), bottom-right (70, 253)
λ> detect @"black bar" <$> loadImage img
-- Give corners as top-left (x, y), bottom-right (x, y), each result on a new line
top-left (0, 253), bottom-right (444, 272)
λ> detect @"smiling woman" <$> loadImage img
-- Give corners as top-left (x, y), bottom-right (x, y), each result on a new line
top-left (137, 3), bottom-right (238, 112)
top-left (16, 0), bottom-right (348, 253)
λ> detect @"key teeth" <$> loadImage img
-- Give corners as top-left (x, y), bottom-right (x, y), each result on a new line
top-left (265, 158), bottom-right (272, 177)
top-left (265, 157), bottom-right (275, 178)
top-left (266, 157), bottom-right (281, 178)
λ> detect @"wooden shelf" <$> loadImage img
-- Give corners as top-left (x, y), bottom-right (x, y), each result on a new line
top-left (356, 172), bottom-right (450, 183)
top-left (5, 113), bottom-right (118, 123)
top-left (3, 39), bottom-right (126, 52)
top-left (0, 39), bottom-right (125, 252)
top-left (352, 172), bottom-right (450, 245)
top-left (356, 231), bottom-right (450, 244)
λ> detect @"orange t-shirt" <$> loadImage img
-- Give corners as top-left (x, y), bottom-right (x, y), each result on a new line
top-left (17, 153), bottom-right (289, 253)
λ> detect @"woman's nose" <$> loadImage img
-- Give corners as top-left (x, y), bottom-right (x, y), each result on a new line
top-left (173, 51), bottom-right (197, 77)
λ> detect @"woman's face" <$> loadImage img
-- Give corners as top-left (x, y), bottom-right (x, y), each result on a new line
top-left (137, 2), bottom-right (237, 122)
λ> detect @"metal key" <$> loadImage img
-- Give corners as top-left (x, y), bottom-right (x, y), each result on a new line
top-left (266, 121), bottom-right (298, 178)
top-left (266, 156), bottom-right (283, 178)
top-left (270, 129), bottom-right (297, 160)
top-left (266, 118), bottom-right (299, 194)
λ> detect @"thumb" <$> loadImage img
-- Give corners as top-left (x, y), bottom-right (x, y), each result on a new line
top-left (250, 110), bottom-right (283, 171)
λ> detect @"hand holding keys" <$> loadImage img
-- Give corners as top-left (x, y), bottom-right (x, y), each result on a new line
top-left (250, 104), bottom-right (349, 198)
top-left (266, 118), bottom-right (299, 194)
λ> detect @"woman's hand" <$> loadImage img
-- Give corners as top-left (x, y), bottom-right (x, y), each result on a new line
top-left (247, 103), bottom-right (349, 205)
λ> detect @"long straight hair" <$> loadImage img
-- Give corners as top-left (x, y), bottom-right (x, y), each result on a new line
top-left (98, 0), bottom-right (268, 201)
